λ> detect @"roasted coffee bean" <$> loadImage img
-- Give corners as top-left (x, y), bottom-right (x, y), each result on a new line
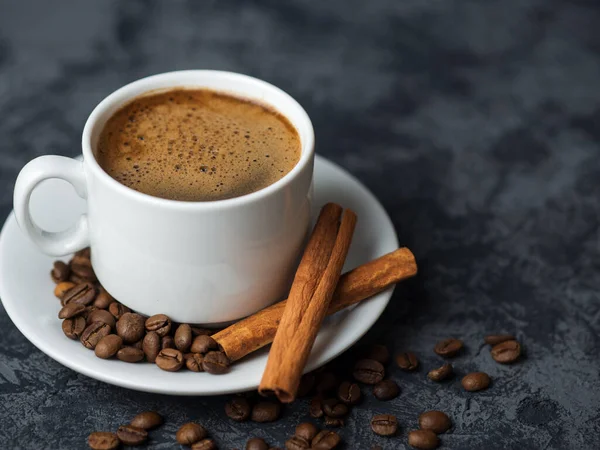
top-left (131, 339), bottom-right (143, 350)
top-left (373, 379), bottom-right (400, 401)
top-left (176, 422), bottom-right (207, 445)
top-left (371, 446), bottom-right (383, 450)
top-left (116, 313), bottom-right (145, 343)
top-left (155, 348), bottom-right (184, 372)
top-left (58, 302), bottom-right (86, 319)
top-left (87, 431), bottom-right (119, 450)
top-left (145, 314), bottom-right (171, 336)
top-left (202, 351), bottom-right (230, 374)
top-left (191, 335), bottom-right (218, 354)
top-left (69, 273), bottom-right (86, 284)
top-left (191, 439), bottom-right (217, 450)
top-left (81, 306), bottom-right (98, 321)
top-left (324, 416), bottom-right (344, 427)
top-left (94, 290), bottom-right (115, 309)
top-left (191, 326), bottom-right (212, 336)
top-left (143, 331), bottom-right (161, 363)
top-left (297, 373), bottom-right (316, 397)
top-left (87, 309), bottom-right (116, 329)
top-left (408, 430), bottom-right (439, 449)
top-left (225, 397), bottom-right (251, 422)
top-left (311, 430), bottom-right (340, 449)
top-left (309, 396), bottom-right (324, 418)
top-left (418, 411), bottom-right (451, 434)
top-left (370, 414), bottom-right (398, 436)
top-left (51, 261), bottom-right (70, 283)
top-left (434, 338), bottom-right (463, 357)
top-left (285, 435), bottom-right (310, 450)
top-left (62, 316), bottom-right (86, 339)
top-left (130, 411), bottom-right (163, 430)
top-left (72, 249), bottom-right (91, 264)
top-left (490, 340), bottom-right (521, 364)
top-left (246, 437), bottom-right (269, 450)
top-left (63, 282), bottom-right (97, 306)
top-left (462, 372), bottom-right (491, 392)
top-left (116, 425), bottom-right (147, 446)
top-left (337, 381), bottom-right (361, 405)
top-left (108, 302), bottom-right (130, 320)
top-left (117, 347), bottom-right (145, 363)
top-left (367, 344), bottom-right (390, 365)
top-left (186, 353), bottom-right (205, 372)
top-left (162, 335), bottom-right (176, 350)
top-left (71, 263), bottom-right (97, 282)
top-left (175, 324), bottom-right (193, 352)
top-left (251, 401), bottom-right (281, 423)
top-left (316, 372), bottom-right (337, 394)
top-left (81, 322), bottom-right (111, 349)
top-left (353, 359), bottom-right (385, 384)
top-left (95, 334), bottom-right (123, 359)
top-left (295, 422), bottom-right (318, 442)
top-left (427, 363), bottom-right (453, 382)
top-left (396, 352), bottom-right (419, 371)
top-left (323, 398), bottom-right (348, 418)
top-left (55, 281), bottom-right (76, 300)
top-left (484, 334), bottom-right (515, 346)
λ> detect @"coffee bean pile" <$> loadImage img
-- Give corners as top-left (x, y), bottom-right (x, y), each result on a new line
top-left (88, 411), bottom-right (163, 449)
top-left (51, 249), bottom-right (230, 374)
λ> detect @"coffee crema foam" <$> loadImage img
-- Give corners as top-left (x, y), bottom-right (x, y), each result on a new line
top-left (96, 88), bottom-right (301, 201)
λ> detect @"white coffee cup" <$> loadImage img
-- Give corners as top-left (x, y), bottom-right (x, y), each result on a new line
top-left (13, 70), bottom-right (314, 324)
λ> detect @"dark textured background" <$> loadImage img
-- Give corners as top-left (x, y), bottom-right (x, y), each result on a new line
top-left (1, 0), bottom-right (599, 449)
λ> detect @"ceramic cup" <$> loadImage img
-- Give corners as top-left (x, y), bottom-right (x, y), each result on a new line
top-left (13, 70), bottom-right (315, 324)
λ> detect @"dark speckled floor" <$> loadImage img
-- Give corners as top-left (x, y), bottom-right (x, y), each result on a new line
top-left (1, 1), bottom-right (600, 449)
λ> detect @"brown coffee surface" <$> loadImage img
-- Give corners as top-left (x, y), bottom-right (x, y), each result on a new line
top-left (96, 89), bottom-right (301, 201)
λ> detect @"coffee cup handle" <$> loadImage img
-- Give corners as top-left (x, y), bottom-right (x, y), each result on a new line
top-left (14, 155), bottom-right (90, 256)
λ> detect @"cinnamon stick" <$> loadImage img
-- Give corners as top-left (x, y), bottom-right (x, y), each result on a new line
top-left (212, 247), bottom-right (417, 363)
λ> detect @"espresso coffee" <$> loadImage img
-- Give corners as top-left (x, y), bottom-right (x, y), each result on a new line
top-left (96, 89), bottom-right (301, 201)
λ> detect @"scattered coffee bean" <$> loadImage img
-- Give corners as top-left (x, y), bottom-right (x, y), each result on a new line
top-left (95, 334), bottom-right (123, 359)
top-left (108, 302), bottom-right (130, 320)
top-left (323, 398), bottom-right (348, 418)
top-left (491, 340), bottom-right (521, 364)
top-left (434, 338), bottom-right (463, 357)
top-left (81, 322), bottom-right (111, 349)
top-left (145, 314), bottom-right (172, 336)
top-left (337, 381), bottom-right (361, 405)
top-left (408, 429), bottom-right (439, 449)
top-left (202, 351), bottom-right (230, 374)
top-left (186, 353), bottom-right (205, 372)
top-left (484, 334), bottom-right (515, 346)
top-left (462, 372), bottom-right (491, 392)
top-left (87, 431), bottom-right (119, 450)
top-left (176, 422), bottom-right (207, 445)
top-left (162, 335), bottom-right (176, 350)
top-left (353, 359), bottom-right (385, 384)
top-left (116, 313), bottom-right (145, 343)
top-left (285, 435), bottom-right (310, 450)
top-left (324, 416), bottom-right (344, 427)
top-left (130, 411), bottom-right (163, 430)
top-left (418, 410), bottom-right (451, 434)
top-left (117, 347), bottom-right (145, 363)
top-left (311, 430), bottom-right (340, 449)
top-left (395, 352), bottom-right (419, 371)
top-left (87, 309), bottom-right (116, 329)
top-left (143, 331), bottom-right (161, 363)
top-left (62, 316), bottom-right (86, 339)
top-left (367, 344), bottom-right (390, 365)
top-left (116, 425), bottom-right (147, 446)
top-left (427, 363), bottom-right (453, 382)
top-left (309, 396), bottom-right (324, 418)
top-left (297, 373), bottom-right (316, 397)
top-left (191, 438), bottom-right (217, 450)
top-left (63, 282), bottom-right (97, 306)
top-left (94, 290), bottom-right (114, 309)
top-left (316, 372), bottom-right (337, 394)
top-left (175, 324), bottom-right (193, 352)
top-left (51, 261), bottom-right (70, 283)
top-left (246, 437), bottom-right (269, 450)
top-left (225, 397), bottom-right (251, 422)
top-left (191, 335), bottom-right (218, 354)
top-left (251, 401), bottom-right (281, 423)
top-left (191, 326), bottom-right (212, 336)
top-left (71, 263), bottom-right (97, 282)
top-left (373, 379), bottom-right (400, 401)
top-left (55, 281), bottom-right (76, 300)
top-left (58, 302), bottom-right (86, 319)
top-left (370, 414), bottom-right (398, 436)
top-left (156, 348), bottom-right (184, 372)
top-left (295, 422), bottom-right (318, 442)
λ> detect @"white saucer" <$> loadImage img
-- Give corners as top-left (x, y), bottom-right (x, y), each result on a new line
top-left (0, 155), bottom-right (398, 396)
